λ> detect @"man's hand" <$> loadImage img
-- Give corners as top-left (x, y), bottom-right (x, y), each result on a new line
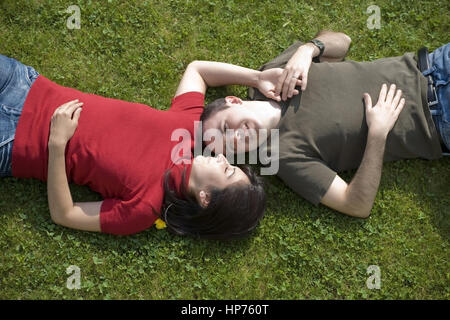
top-left (364, 83), bottom-right (405, 138)
top-left (275, 43), bottom-right (315, 101)
top-left (273, 30), bottom-right (352, 101)
top-left (321, 84), bottom-right (405, 218)
top-left (257, 68), bottom-right (301, 102)
top-left (49, 99), bottom-right (83, 147)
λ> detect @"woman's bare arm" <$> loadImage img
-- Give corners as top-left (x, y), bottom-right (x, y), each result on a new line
top-left (47, 100), bottom-right (101, 232)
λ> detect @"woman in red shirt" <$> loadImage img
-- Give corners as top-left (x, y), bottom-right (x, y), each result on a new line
top-left (0, 55), bottom-right (287, 240)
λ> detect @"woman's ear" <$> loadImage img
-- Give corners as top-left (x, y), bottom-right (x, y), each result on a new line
top-left (198, 190), bottom-right (211, 208)
top-left (225, 96), bottom-right (243, 106)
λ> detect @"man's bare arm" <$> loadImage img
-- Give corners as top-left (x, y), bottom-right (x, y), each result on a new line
top-left (312, 30), bottom-right (352, 62)
top-left (321, 84), bottom-right (405, 217)
top-left (322, 131), bottom-right (387, 218)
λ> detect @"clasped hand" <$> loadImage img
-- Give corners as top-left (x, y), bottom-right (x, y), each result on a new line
top-left (256, 44), bottom-right (314, 102)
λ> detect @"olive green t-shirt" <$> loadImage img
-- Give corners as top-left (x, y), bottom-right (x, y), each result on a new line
top-left (249, 41), bottom-right (443, 205)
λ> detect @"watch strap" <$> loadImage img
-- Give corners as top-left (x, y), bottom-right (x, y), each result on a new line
top-left (309, 39), bottom-right (325, 58)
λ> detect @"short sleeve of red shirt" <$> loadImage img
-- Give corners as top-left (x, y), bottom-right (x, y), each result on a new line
top-left (100, 197), bottom-right (158, 235)
top-left (169, 91), bottom-right (204, 115)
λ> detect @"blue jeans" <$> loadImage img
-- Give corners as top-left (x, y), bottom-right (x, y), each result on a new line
top-left (0, 54), bottom-right (39, 177)
top-left (424, 43), bottom-right (450, 155)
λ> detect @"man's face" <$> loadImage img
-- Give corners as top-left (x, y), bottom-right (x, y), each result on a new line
top-left (202, 96), bottom-right (261, 154)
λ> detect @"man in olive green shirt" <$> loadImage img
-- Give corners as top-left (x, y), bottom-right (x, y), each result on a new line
top-left (200, 30), bottom-right (447, 218)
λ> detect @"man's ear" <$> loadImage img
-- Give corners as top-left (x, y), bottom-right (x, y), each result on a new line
top-left (198, 190), bottom-right (211, 208)
top-left (225, 96), bottom-right (243, 106)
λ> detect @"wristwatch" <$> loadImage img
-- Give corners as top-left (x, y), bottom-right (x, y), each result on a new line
top-left (309, 39), bottom-right (325, 60)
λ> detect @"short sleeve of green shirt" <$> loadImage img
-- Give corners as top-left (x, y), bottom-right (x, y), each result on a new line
top-left (276, 150), bottom-right (337, 205)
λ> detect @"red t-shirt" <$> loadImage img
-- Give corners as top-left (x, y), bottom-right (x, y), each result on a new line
top-left (12, 75), bottom-right (204, 235)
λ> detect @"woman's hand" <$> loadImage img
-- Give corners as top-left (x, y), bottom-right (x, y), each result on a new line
top-left (48, 99), bottom-right (83, 147)
top-left (257, 68), bottom-right (302, 102)
top-left (275, 44), bottom-right (315, 101)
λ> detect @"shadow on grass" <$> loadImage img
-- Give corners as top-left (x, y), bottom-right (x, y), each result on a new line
top-left (262, 156), bottom-right (449, 245)
top-left (327, 157), bottom-right (448, 243)
top-left (0, 176), bottom-right (255, 260)
top-left (382, 157), bottom-right (450, 243)
top-left (0, 155), bottom-right (447, 259)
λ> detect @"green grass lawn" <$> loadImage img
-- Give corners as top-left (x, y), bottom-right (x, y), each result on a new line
top-left (0, 0), bottom-right (449, 299)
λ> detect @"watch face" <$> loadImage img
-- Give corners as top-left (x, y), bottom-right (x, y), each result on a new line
top-left (310, 39), bottom-right (325, 56)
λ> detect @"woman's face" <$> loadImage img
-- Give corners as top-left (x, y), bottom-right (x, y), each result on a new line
top-left (190, 154), bottom-right (250, 191)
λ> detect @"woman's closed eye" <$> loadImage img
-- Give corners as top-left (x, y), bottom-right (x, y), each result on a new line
top-left (225, 166), bottom-right (235, 178)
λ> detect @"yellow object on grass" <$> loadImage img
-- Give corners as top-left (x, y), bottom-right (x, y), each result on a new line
top-left (154, 218), bottom-right (167, 230)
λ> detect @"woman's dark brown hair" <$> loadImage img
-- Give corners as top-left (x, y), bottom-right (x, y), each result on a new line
top-left (161, 165), bottom-right (266, 241)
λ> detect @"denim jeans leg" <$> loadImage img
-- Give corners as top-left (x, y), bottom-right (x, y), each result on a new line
top-left (0, 55), bottom-right (39, 177)
top-left (426, 43), bottom-right (450, 156)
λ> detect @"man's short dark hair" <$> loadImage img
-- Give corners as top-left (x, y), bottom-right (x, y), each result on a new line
top-left (200, 98), bottom-right (229, 123)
